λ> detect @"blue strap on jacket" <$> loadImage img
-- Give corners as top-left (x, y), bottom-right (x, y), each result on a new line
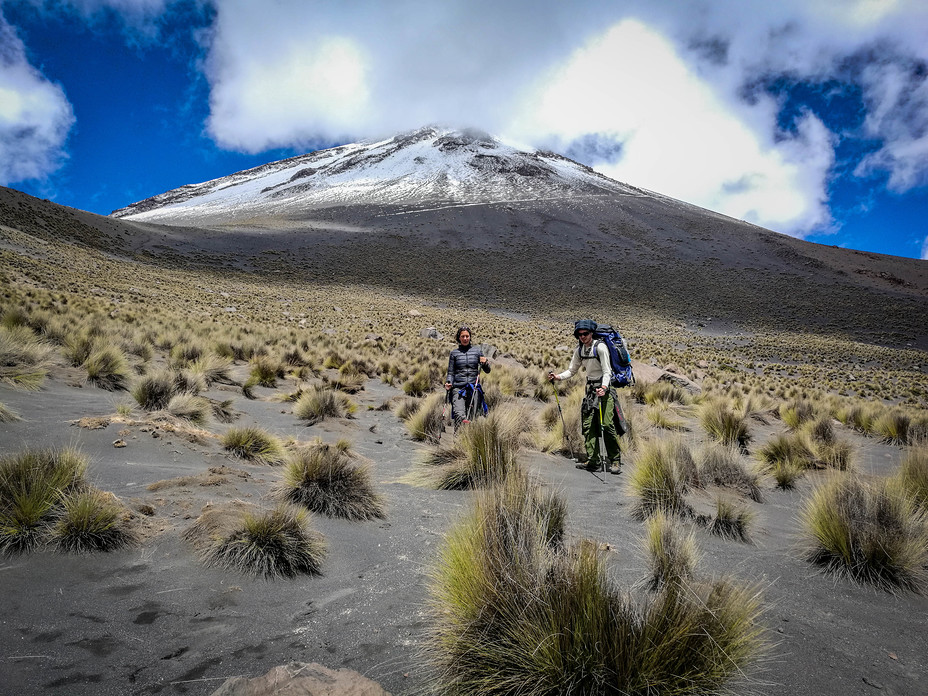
top-left (458, 382), bottom-right (489, 415)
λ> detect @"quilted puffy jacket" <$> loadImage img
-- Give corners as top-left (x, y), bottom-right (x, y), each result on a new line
top-left (446, 345), bottom-right (490, 387)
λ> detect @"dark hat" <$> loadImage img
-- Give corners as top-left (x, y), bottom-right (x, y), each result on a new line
top-left (573, 319), bottom-right (597, 337)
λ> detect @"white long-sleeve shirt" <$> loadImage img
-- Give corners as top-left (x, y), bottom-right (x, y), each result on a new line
top-left (556, 341), bottom-right (612, 389)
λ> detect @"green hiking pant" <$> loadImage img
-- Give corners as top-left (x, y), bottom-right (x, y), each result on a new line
top-left (582, 385), bottom-right (622, 466)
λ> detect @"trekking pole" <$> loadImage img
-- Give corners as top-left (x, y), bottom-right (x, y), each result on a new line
top-left (551, 382), bottom-right (577, 462)
top-left (598, 398), bottom-right (608, 480)
top-left (438, 388), bottom-right (450, 443)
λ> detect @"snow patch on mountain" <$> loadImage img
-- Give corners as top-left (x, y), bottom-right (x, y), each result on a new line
top-left (111, 127), bottom-right (645, 224)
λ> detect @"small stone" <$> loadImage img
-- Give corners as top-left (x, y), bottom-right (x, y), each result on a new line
top-left (113, 439), bottom-right (127, 448)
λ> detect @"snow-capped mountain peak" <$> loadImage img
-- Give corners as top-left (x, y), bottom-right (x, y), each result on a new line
top-left (111, 126), bottom-right (639, 224)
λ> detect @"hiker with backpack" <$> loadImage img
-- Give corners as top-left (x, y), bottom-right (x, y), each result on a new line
top-left (548, 319), bottom-right (631, 475)
top-left (445, 326), bottom-right (491, 429)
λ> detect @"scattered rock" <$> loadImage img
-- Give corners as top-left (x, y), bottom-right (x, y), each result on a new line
top-left (113, 439), bottom-right (127, 448)
top-left (408, 309), bottom-right (422, 316)
top-left (419, 327), bottom-right (443, 340)
top-left (663, 363), bottom-right (682, 374)
top-left (210, 662), bottom-right (391, 696)
top-left (364, 333), bottom-right (383, 343)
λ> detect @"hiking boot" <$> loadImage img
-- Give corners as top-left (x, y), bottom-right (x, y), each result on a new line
top-left (575, 462), bottom-right (599, 471)
top-left (609, 459), bottom-right (622, 475)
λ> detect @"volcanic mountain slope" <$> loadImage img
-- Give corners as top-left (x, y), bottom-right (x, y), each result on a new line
top-left (4, 125), bottom-right (928, 344)
top-left (99, 125), bottom-right (924, 345)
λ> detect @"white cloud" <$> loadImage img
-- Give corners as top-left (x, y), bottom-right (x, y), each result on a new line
top-left (508, 19), bottom-right (833, 233)
top-left (922, 235), bottom-right (928, 261)
top-left (205, 10), bottom-right (372, 151)
top-left (0, 14), bottom-right (74, 185)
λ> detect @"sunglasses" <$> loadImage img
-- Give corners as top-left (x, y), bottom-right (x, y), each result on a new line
top-left (577, 330), bottom-right (591, 337)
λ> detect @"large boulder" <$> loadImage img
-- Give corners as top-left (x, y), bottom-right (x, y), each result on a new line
top-left (210, 662), bottom-right (391, 696)
top-left (630, 360), bottom-right (701, 394)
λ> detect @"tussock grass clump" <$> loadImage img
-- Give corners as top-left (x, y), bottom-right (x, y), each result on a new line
top-left (402, 391), bottom-right (447, 443)
top-left (836, 401), bottom-right (878, 434)
top-left (628, 438), bottom-right (695, 520)
top-left (402, 366), bottom-right (440, 397)
top-left (779, 398), bottom-right (816, 430)
top-left (280, 442), bottom-right (385, 520)
top-left (633, 380), bottom-right (691, 405)
top-left (132, 370), bottom-right (176, 411)
top-left (221, 426), bottom-right (286, 465)
top-left (759, 429), bottom-right (854, 474)
top-left (50, 490), bottom-right (137, 553)
top-left (187, 353), bottom-right (233, 386)
top-left (645, 402), bottom-right (688, 431)
top-left (172, 368), bottom-right (207, 395)
top-left (700, 400), bottom-right (751, 452)
top-left (0, 325), bottom-right (52, 390)
top-left (427, 472), bottom-right (765, 695)
top-left (642, 511), bottom-right (699, 589)
top-left (421, 408), bottom-right (522, 490)
top-left (394, 397), bottom-right (421, 422)
top-left (293, 387), bottom-right (357, 424)
top-left (770, 460), bottom-right (804, 490)
top-left (708, 495), bottom-right (755, 542)
top-left (0, 448), bottom-right (130, 555)
top-left (249, 356), bottom-right (283, 388)
top-left (166, 393), bottom-right (211, 425)
top-left (698, 443), bottom-right (762, 502)
top-left (893, 446), bottom-right (928, 511)
top-left (873, 409), bottom-right (911, 446)
top-left (63, 332), bottom-right (96, 367)
top-left (198, 504), bottom-right (326, 579)
top-left (803, 415), bottom-right (835, 445)
top-left (324, 368), bottom-right (366, 394)
top-left (0, 447), bottom-right (88, 554)
top-left (800, 474), bottom-right (928, 592)
top-left (169, 341), bottom-right (205, 367)
top-left (814, 438), bottom-right (855, 471)
top-left (83, 345), bottom-right (130, 391)
top-left (758, 433), bottom-right (814, 471)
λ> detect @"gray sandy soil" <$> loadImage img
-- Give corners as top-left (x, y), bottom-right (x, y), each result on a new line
top-left (2, 368), bottom-right (927, 696)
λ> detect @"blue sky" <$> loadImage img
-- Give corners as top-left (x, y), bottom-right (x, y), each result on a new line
top-left (2, 0), bottom-right (927, 260)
